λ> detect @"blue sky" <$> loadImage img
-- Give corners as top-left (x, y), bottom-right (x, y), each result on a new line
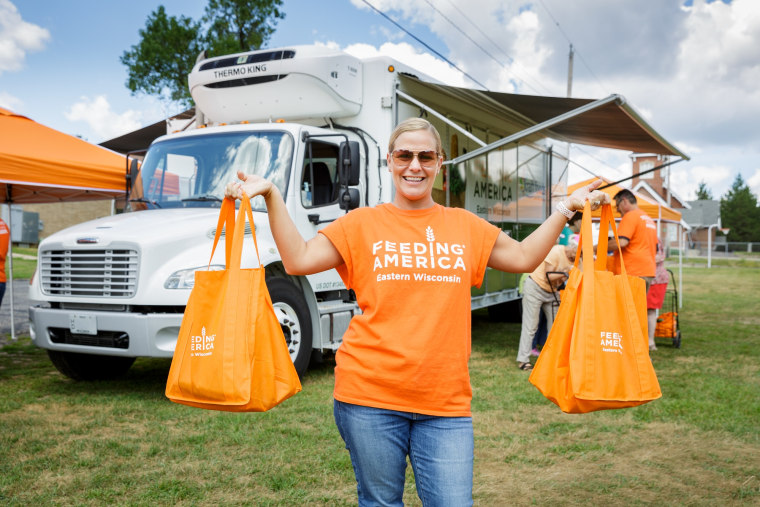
top-left (2, 0), bottom-right (759, 202)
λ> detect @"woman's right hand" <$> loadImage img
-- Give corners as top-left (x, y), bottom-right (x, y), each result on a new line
top-left (224, 170), bottom-right (275, 201)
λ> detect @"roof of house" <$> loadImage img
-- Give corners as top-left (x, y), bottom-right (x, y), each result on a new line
top-left (633, 180), bottom-right (691, 210)
top-left (680, 200), bottom-right (720, 227)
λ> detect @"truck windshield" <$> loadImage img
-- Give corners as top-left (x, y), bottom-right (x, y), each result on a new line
top-left (129, 131), bottom-right (294, 211)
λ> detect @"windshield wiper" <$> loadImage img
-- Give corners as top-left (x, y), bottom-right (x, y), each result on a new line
top-left (181, 195), bottom-right (223, 203)
top-left (129, 198), bottom-right (162, 208)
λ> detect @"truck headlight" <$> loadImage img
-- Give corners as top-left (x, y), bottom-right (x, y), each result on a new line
top-left (164, 265), bottom-right (225, 289)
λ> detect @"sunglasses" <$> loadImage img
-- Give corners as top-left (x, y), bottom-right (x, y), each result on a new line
top-left (391, 149), bottom-right (439, 167)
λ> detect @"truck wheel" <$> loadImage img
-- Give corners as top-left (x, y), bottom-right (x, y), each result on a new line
top-left (267, 277), bottom-right (312, 378)
top-left (47, 350), bottom-right (136, 381)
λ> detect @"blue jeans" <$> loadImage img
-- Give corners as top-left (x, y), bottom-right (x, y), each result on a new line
top-left (333, 400), bottom-right (474, 507)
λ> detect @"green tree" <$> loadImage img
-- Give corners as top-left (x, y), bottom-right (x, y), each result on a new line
top-left (120, 6), bottom-right (203, 106)
top-left (695, 180), bottom-right (713, 200)
top-left (720, 174), bottom-right (760, 242)
top-left (121, 1), bottom-right (284, 107)
top-left (203, 0), bottom-right (285, 57)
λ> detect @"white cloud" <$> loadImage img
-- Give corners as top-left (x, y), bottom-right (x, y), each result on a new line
top-left (342, 41), bottom-right (469, 86)
top-left (64, 95), bottom-right (142, 142)
top-left (567, 146), bottom-right (631, 186)
top-left (747, 169), bottom-right (760, 199)
top-left (378, 25), bottom-right (405, 42)
top-left (0, 90), bottom-right (22, 112)
top-left (669, 164), bottom-right (732, 201)
top-left (0, 0), bottom-right (50, 74)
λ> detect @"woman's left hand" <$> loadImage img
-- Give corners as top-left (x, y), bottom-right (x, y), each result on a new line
top-left (565, 179), bottom-right (610, 211)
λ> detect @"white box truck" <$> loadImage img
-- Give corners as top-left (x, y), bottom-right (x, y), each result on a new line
top-left (28, 44), bottom-right (575, 380)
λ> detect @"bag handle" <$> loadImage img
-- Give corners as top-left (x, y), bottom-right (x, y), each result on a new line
top-left (597, 203), bottom-right (628, 276)
top-left (208, 194), bottom-right (262, 270)
top-left (578, 201), bottom-right (594, 275)
top-left (209, 197), bottom-right (236, 268)
top-left (574, 202), bottom-right (629, 276)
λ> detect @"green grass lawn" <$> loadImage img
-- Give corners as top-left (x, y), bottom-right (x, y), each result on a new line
top-left (1, 266), bottom-right (758, 505)
top-left (8, 246), bottom-right (37, 279)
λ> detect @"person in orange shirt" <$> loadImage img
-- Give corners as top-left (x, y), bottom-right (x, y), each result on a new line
top-left (0, 217), bottom-right (9, 307)
top-left (609, 189), bottom-right (657, 292)
top-left (225, 118), bottom-right (609, 505)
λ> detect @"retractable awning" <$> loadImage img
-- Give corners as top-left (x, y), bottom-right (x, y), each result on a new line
top-left (100, 109), bottom-right (195, 154)
top-left (398, 74), bottom-right (688, 159)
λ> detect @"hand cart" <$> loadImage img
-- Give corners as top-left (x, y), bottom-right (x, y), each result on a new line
top-left (654, 269), bottom-right (681, 348)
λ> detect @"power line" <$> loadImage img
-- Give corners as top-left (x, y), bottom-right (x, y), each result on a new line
top-left (569, 144), bottom-right (628, 180)
top-left (360, 0), bottom-right (489, 90)
top-left (441, 0), bottom-right (552, 95)
top-left (422, 0), bottom-right (548, 95)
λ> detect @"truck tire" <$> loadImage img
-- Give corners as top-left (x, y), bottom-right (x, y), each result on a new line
top-left (47, 350), bottom-right (136, 381)
top-left (266, 277), bottom-right (312, 378)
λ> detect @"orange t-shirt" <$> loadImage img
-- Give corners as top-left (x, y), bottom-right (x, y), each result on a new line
top-left (0, 219), bottom-right (9, 283)
top-left (320, 203), bottom-right (501, 416)
top-left (613, 208), bottom-right (657, 277)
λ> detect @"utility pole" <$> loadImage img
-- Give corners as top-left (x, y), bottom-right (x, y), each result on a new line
top-left (567, 44), bottom-right (574, 98)
top-left (565, 44), bottom-right (574, 174)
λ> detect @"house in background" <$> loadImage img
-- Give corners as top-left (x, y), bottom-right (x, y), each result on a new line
top-left (680, 200), bottom-right (722, 248)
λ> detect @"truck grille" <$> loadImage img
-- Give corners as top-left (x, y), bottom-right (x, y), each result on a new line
top-left (40, 249), bottom-right (139, 297)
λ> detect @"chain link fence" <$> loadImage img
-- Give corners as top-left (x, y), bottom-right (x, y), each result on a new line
top-left (675, 241), bottom-right (760, 257)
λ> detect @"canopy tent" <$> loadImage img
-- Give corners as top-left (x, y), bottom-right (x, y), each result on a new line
top-left (0, 107), bottom-right (128, 338)
top-left (568, 177), bottom-right (682, 223)
top-left (0, 108), bottom-right (126, 203)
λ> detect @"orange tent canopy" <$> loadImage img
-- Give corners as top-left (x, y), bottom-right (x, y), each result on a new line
top-left (0, 108), bottom-right (126, 203)
top-left (568, 177), bottom-right (682, 222)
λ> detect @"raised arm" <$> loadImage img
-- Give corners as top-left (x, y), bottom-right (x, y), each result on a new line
top-left (488, 179), bottom-right (609, 273)
top-left (225, 171), bottom-right (344, 275)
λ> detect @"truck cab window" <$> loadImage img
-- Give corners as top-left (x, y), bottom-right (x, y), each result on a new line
top-left (302, 142), bottom-right (339, 207)
top-left (131, 131), bottom-right (294, 210)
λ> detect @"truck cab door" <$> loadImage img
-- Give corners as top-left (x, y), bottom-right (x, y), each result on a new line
top-left (295, 136), bottom-right (346, 234)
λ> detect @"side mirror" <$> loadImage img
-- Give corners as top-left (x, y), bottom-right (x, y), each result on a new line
top-left (339, 188), bottom-right (360, 210)
top-left (338, 141), bottom-right (360, 186)
top-left (128, 158), bottom-right (140, 193)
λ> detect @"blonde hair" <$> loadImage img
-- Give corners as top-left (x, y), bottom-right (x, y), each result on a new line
top-left (388, 117), bottom-right (443, 156)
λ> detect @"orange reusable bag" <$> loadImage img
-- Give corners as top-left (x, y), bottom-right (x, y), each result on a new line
top-left (165, 195), bottom-right (301, 411)
top-left (529, 202), bottom-right (661, 413)
top-left (655, 312), bottom-right (678, 338)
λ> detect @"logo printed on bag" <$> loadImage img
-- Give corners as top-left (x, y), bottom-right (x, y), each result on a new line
top-left (190, 326), bottom-right (216, 357)
top-left (600, 331), bottom-right (623, 354)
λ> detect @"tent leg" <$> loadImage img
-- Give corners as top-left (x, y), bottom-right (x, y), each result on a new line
top-left (6, 203), bottom-right (15, 340)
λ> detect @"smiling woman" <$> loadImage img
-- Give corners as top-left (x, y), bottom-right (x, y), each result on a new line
top-left (225, 116), bottom-right (609, 505)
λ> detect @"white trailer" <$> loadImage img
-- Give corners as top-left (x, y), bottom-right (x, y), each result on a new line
top-left (28, 44), bottom-right (684, 380)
